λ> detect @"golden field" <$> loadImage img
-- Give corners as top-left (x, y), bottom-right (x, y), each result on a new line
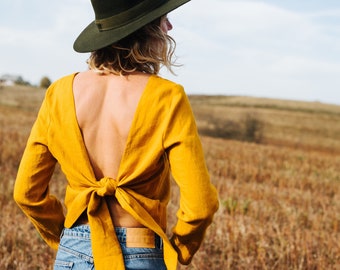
top-left (0, 85), bottom-right (339, 269)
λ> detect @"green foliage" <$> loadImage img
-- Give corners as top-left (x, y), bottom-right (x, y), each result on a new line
top-left (223, 197), bottom-right (238, 215)
top-left (243, 113), bottom-right (264, 143)
top-left (198, 112), bottom-right (264, 143)
top-left (223, 197), bottom-right (251, 215)
top-left (40, 76), bottom-right (52, 89)
top-left (15, 76), bottom-right (31, 86)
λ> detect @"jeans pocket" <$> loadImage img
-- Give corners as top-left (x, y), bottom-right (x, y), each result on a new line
top-left (54, 245), bottom-right (94, 270)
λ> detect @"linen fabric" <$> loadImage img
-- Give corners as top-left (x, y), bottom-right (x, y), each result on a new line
top-left (14, 73), bottom-right (219, 270)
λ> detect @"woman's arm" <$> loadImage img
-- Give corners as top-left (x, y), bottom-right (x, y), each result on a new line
top-left (163, 85), bottom-right (219, 264)
top-left (13, 90), bottom-right (65, 249)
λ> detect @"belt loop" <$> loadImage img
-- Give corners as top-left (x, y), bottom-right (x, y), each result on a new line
top-left (59, 228), bottom-right (65, 239)
top-left (156, 234), bottom-right (163, 249)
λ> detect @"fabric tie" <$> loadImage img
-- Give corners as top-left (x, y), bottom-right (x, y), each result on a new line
top-left (87, 176), bottom-right (126, 269)
top-left (97, 177), bottom-right (118, 197)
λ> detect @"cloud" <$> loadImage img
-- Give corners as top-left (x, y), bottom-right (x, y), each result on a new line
top-left (163, 0), bottom-right (340, 104)
top-left (0, 1), bottom-right (92, 83)
top-left (1, 0), bottom-right (340, 104)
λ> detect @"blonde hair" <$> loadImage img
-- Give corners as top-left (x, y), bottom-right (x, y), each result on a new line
top-left (87, 17), bottom-right (178, 75)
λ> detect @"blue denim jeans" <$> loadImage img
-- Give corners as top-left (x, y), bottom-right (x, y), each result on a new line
top-left (54, 225), bottom-right (166, 270)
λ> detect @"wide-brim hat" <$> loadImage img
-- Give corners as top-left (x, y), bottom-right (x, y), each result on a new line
top-left (74, 0), bottom-right (190, 53)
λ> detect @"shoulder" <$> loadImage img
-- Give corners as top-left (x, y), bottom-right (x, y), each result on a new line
top-left (42, 73), bottom-right (77, 108)
top-left (144, 76), bottom-right (193, 117)
top-left (149, 75), bottom-right (186, 99)
top-left (44, 73), bottom-right (76, 98)
top-left (150, 75), bottom-right (182, 89)
top-left (47, 73), bottom-right (76, 91)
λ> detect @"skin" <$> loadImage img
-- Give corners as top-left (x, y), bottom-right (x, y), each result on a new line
top-left (73, 17), bottom-right (173, 227)
top-left (160, 15), bottom-right (173, 33)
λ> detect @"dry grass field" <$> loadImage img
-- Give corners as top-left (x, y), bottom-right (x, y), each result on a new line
top-left (0, 85), bottom-right (339, 269)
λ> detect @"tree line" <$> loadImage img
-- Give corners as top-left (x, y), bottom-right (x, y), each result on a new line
top-left (0, 74), bottom-right (52, 89)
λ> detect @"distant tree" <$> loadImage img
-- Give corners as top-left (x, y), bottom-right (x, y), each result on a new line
top-left (40, 76), bottom-right (51, 89)
top-left (15, 76), bottom-right (31, 86)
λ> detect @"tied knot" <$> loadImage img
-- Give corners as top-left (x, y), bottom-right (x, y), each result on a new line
top-left (97, 177), bottom-right (118, 197)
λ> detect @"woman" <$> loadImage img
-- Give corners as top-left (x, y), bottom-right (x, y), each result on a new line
top-left (13, 0), bottom-right (219, 269)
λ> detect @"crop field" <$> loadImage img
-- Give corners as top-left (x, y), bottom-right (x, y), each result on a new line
top-left (0, 85), bottom-right (339, 269)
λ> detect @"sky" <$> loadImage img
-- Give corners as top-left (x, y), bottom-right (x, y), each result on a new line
top-left (1, 0), bottom-right (340, 105)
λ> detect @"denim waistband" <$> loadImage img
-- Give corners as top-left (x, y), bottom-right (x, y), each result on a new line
top-left (62, 225), bottom-right (163, 249)
top-left (62, 225), bottom-right (91, 239)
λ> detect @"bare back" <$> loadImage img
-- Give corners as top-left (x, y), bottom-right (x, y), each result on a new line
top-left (72, 70), bottom-right (150, 226)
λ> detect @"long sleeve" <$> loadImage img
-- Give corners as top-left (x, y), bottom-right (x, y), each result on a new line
top-left (13, 89), bottom-right (65, 249)
top-left (163, 86), bottom-right (219, 265)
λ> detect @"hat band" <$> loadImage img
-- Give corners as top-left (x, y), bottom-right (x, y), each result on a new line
top-left (95, 0), bottom-right (168, 31)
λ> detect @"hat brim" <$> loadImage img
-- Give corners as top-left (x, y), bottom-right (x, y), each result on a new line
top-left (74, 0), bottom-right (190, 53)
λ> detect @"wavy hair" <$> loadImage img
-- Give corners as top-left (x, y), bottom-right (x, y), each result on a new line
top-left (87, 17), bottom-right (178, 75)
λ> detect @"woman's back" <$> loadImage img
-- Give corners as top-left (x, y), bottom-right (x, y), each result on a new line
top-left (73, 70), bottom-right (150, 179)
top-left (73, 70), bottom-right (150, 227)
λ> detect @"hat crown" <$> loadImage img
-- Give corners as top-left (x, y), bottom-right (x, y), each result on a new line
top-left (91, 0), bottom-right (154, 20)
top-left (91, 0), bottom-right (167, 31)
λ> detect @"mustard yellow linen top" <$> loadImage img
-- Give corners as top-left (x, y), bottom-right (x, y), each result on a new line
top-left (14, 73), bottom-right (219, 270)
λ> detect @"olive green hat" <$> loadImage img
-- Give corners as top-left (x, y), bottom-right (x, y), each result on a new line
top-left (74, 0), bottom-right (190, 53)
